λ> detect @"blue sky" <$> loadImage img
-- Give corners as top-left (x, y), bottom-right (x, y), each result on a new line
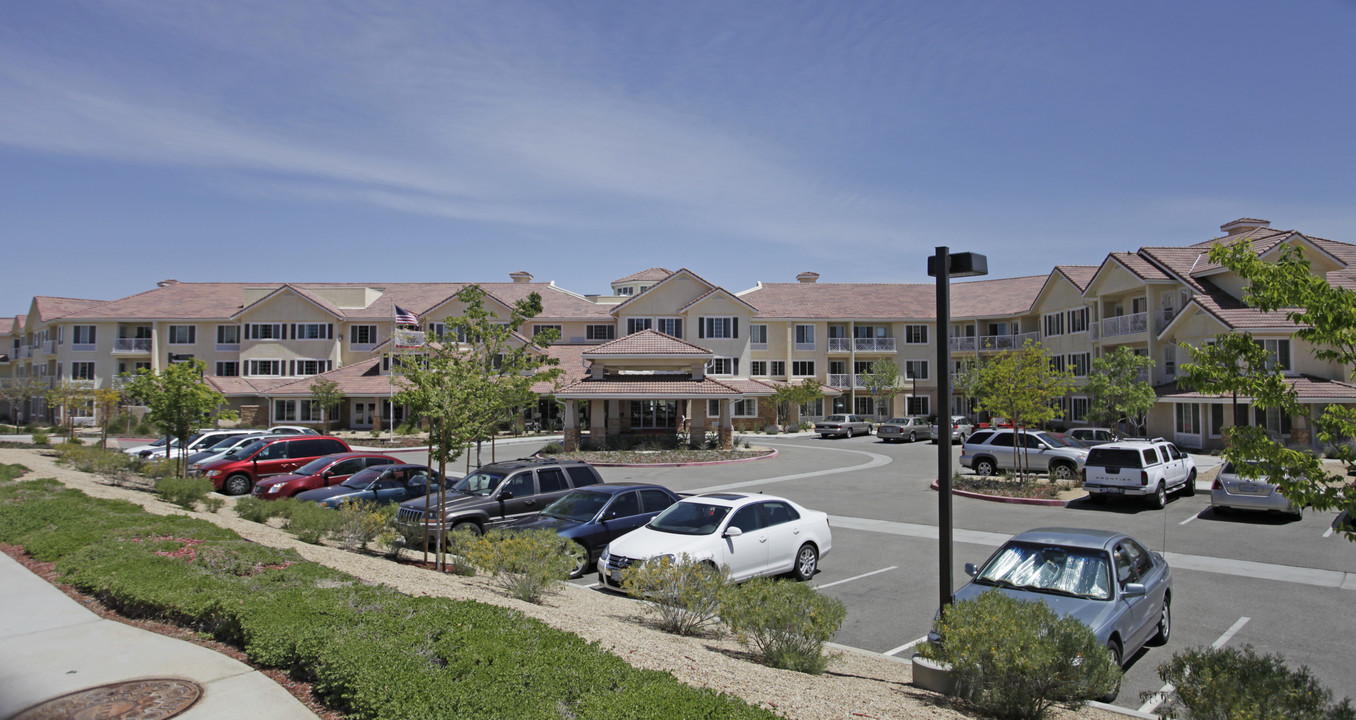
top-left (3, 1), bottom-right (1355, 314)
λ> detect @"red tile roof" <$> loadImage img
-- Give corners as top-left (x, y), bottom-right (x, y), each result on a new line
top-left (741, 275), bottom-right (1045, 320)
top-left (613, 268), bottom-right (674, 284)
top-left (584, 329), bottom-right (712, 357)
top-left (556, 374), bottom-right (748, 398)
top-left (34, 296), bottom-right (108, 322)
top-left (1157, 374), bottom-right (1356, 402)
top-left (1054, 266), bottom-right (1098, 291)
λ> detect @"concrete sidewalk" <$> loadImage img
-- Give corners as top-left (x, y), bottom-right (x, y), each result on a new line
top-left (0, 553), bottom-right (318, 720)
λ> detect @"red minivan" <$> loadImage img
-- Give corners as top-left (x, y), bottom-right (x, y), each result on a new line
top-left (251, 452), bottom-right (396, 499)
top-left (202, 435), bottom-right (351, 495)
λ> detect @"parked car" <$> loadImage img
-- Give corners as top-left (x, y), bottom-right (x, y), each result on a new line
top-left (266, 425), bottom-right (320, 435)
top-left (876, 416), bottom-right (931, 443)
top-left (814, 414), bottom-right (873, 438)
top-left (393, 458), bottom-right (604, 544)
top-left (1069, 428), bottom-right (1119, 446)
top-left (140, 428), bottom-right (258, 459)
top-left (295, 464), bottom-right (446, 508)
top-left (943, 527), bottom-right (1172, 702)
top-left (598, 491), bottom-right (832, 589)
top-left (1081, 439), bottom-right (1196, 509)
top-left (199, 435), bottom-right (352, 495)
top-left (122, 436), bottom-right (177, 458)
top-left (961, 429), bottom-right (1090, 480)
top-left (1211, 460), bottom-right (1302, 519)
top-left (251, 452), bottom-right (398, 498)
top-left (185, 432), bottom-right (274, 474)
top-left (930, 415), bottom-right (977, 444)
top-left (501, 484), bottom-right (682, 578)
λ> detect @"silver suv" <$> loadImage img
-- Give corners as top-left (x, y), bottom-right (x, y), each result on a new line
top-left (961, 429), bottom-right (1089, 480)
top-left (1081, 439), bottom-right (1197, 508)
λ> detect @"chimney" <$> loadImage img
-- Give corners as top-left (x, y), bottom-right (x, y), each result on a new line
top-left (1220, 218), bottom-right (1270, 235)
top-left (157, 279), bottom-right (180, 287)
top-left (509, 271), bottom-right (533, 284)
top-left (796, 272), bottom-right (820, 284)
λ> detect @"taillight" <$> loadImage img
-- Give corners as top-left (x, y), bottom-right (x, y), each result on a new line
top-left (1140, 471), bottom-right (1149, 486)
top-left (1212, 478), bottom-right (1222, 490)
top-left (1079, 468), bottom-right (1086, 482)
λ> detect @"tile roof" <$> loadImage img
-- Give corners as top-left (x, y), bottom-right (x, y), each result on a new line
top-left (34, 296), bottom-right (108, 322)
top-left (584, 329), bottom-right (712, 356)
top-left (608, 267), bottom-right (720, 316)
top-left (555, 374), bottom-right (748, 398)
top-left (613, 268), bottom-right (674, 284)
top-left (1054, 266), bottom-right (1098, 291)
top-left (742, 275), bottom-right (1046, 320)
top-left (1108, 252), bottom-right (1170, 282)
top-left (205, 376), bottom-right (295, 396)
top-left (677, 287), bottom-right (760, 314)
top-left (0, 318), bottom-right (14, 334)
top-left (1186, 280), bottom-right (1300, 331)
top-left (1157, 374), bottom-right (1356, 402)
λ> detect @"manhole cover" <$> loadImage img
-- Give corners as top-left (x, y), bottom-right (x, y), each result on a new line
top-left (11, 678), bottom-right (202, 720)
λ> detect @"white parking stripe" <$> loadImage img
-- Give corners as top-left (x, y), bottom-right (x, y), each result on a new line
top-left (884, 636), bottom-right (929, 657)
top-left (1323, 526), bottom-right (1335, 538)
top-left (1138, 617), bottom-right (1250, 714)
top-left (690, 443), bottom-right (893, 493)
top-left (1212, 616), bottom-right (1251, 648)
top-left (1179, 511), bottom-right (1201, 526)
top-left (814, 565), bottom-right (898, 590)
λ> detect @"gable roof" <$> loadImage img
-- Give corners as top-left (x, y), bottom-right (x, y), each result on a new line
top-left (609, 267), bottom-right (720, 316)
top-left (741, 274), bottom-right (1047, 320)
top-left (32, 296), bottom-right (108, 322)
top-left (1054, 266), bottom-right (1098, 292)
top-left (613, 267), bottom-right (674, 284)
top-left (583, 329), bottom-right (712, 358)
top-left (232, 283), bottom-right (345, 320)
top-left (677, 287), bottom-right (760, 315)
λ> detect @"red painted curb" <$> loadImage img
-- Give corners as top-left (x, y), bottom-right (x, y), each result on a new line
top-left (540, 448), bottom-right (778, 468)
top-left (929, 478), bottom-right (1081, 507)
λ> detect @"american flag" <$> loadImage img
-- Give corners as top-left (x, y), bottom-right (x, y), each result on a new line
top-left (393, 304), bottom-right (419, 326)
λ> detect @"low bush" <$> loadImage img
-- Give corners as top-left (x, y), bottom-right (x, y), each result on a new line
top-left (459, 528), bottom-right (574, 603)
top-left (286, 501), bottom-right (341, 544)
top-left (538, 442), bottom-right (563, 455)
top-left (155, 476), bottom-right (215, 511)
top-left (330, 500), bottom-right (395, 552)
top-left (919, 591), bottom-right (1119, 720)
top-left (720, 578), bottom-right (845, 674)
top-left (622, 554), bottom-right (728, 636)
top-left (200, 496), bottom-right (225, 513)
top-left (1151, 645), bottom-right (1354, 720)
top-left (234, 496), bottom-right (294, 523)
top-left (31, 431), bottom-right (49, 446)
top-left (138, 457), bottom-right (185, 484)
top-left (52, 444), bottom-right (141, 478)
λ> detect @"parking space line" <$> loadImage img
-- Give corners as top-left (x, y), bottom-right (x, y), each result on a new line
top-left (814, 565), bottom-right (898, 590)
top-left (1138, 616), bottom-right (1249, 714)
top-left (1323, 526), bottom-right (1335, 538)
top-left (690, 443), bottom-right (893, 493)
top-left (1179, 511), bottom-right (1202, 526)
top-left (884, 635), bottom-right (928, 657)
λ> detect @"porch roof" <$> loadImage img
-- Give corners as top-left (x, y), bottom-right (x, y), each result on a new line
top-left (1155, 374), bottom-right (1356, 404)
top-left (555, 374), bottom-right (750, 400)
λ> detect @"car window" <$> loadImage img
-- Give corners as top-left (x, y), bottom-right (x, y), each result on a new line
top-left (453, 471), bottom-right (504, 496)
top-left (606, 491), bottom-right (641, 518)
top-left (288, 439), bottom-right (321, 457)
top-left (407, 474), bottom-right (429, 489)
top-left (989, 433), bottom-right (1014, 447)
top-left (968, 430), bottom-right (994, 445)
top-left (1166, 444), bottom-right (1183, 460)
top-left (824, 415), bottom-right (847, 422)
top-left (257, 442), bottom-right (288, 460)
top-left (373, 478), bottom-right (401, 491)
top-left (537, 467), bottom-right (568, 493)
top-left (329, 458), bottom-right (365, 476)
top-left (1022, 434), bottom-right (1047, 449)
top-left (764, 501), bottom-right (797, 526)
top-left (639, 489), bottom-right (677, 513)
top-left (728, 505), bottom-right (765, 532)
top-left (648, 501), bottom-right (730, 535)
top-left (501, 472), bottom-right (535, 498)
top-left (1087, 448), bottom-right (1143, 467)
top-left (565, 465), bottom-right (599, 487)
top-left (1113, 542), bottom-right (1141, 586)
top-left (366, 457), bottom-right (395, 468)
top-left (1124, 539), bottom-right (1152, 577)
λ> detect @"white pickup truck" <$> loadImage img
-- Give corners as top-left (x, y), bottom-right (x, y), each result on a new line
top-left (1081, 439), bottom-right (1197, 509)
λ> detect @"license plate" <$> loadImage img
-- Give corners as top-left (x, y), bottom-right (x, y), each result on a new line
top-left (1240, 483), bottom-right (1258, 493)
top-left (609, 570), bottom-right (622, 584)
top-left (1101, 488), bottom-right (1123, 494)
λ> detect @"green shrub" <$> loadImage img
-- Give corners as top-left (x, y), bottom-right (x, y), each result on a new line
top-left (65, 435), bottom-right (84, 445)
top-left (286, 501), bottom-right (341, 544)
top-left (330, 500), bottom-right (395, 552)
top-left (138, 457), bottom-right (185, 483)
top-left (155, 476), bottom-right (214, 510)
top-left (920, 591), bottom-right (1119, 720)
top-left (1151, 645), bottom-right (1355, 720)
top-left (200, 496), bottom-right (225, 513)
top-left (539, 442), bottom-right (563, 455)
top-left (31, 431), bottom-right (49, 446)
top-left (53, 444), bottom-right (140, 477)
top-left (622, 554), bottom-right (728, 636)
top-left (720, 578), bottom-right (844, 674)
top-left (235, 496), bottom-right (287, 523)
top-left (459, 528), bottom-right (574, 603)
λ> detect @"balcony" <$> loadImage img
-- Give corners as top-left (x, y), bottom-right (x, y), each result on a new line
top-left (853, 338), bottom-right (896, 352)
top-left (1101, 312), bottom-right (1148, 338)
top-left (827, 373), bottom-right (864, 388)
top-left (17, 346), bottom-right (31, 359)
top-left (113, 338), bottom-right (153, 354)
top-left (1156, 307), bottom-right (1180, 333)
top-left (828, 338), bottom-right (850, 352)
top-left (975, 332), bottom-right (1040, 352)
top-left (949, 336), bottom-right (977, 352)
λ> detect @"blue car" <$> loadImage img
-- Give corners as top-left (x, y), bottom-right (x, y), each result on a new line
top-left (501, 484), bottom-right (681, 578)
top-left (295, 464), bottom-right (447, 508)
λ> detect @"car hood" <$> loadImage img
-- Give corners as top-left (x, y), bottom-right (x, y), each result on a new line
top-left (952, 583), bottom-right (1119, 643)
top-left (255, 474), bottom-right (306, 489)
top-left (606, 525), bottom-right (719, 561)
top-left (295, 486), bottom-right (358, 503)
top-left (504, 515), bottom-right (584, 534)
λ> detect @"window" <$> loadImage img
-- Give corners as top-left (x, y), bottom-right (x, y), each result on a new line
top-left (1210, 404), bottom-right (1225, 438)
top-left (216, 325), bottom-right (240, 347)
top-left (537, 468), bottom-right (568, 493)
top-left (1067, 307), bottom-right (1088, 333)
top-left (626, 317), bottom-right (652, 335)
top-left (655, 317), bottom-right (683, 338)
top-left (751, 360), bottom-right (767, 376)
top-left (800, 398), bottom-right (824, 417)
top-left (903, 360), bottom-right (929, 380)
top-left (246, 323), bottom-right (284, 340)
top-left (904, 325), bottom-right (928, 344)
top-left (350, 325), bottom-right (377, 345)
top-left (294, 323), bottom-right (332, 340)
top-left (72, 325), bottom-right (96, 348)
top-left (854, 396), bottom-right (876, 416)
top-left (273, 399), bottom-right (296, 422)
top-left (639, 489), bottom-right (676, 513)
top-left (792, 360), bottom-right (815, 377)
top-left (700, 316), bottom-right (735, 339)
top-left (706, 357), bottom-right (737, 376)
top-left (1049, 355), bottom-right (1067, 373)
top-left (215, 361), bottom-right (239, 377)
top-left (629, 400), bottom-right (678, 429)
top-left (750, 324), bottom-right (768, 345)
top-left (1069, 352), bottom-right (1091, 377)
top-left (1256, 339), bottom-right (1291, 371)
top-left (292, 360), bottom-right (331, 376)
top-left (617, 286), bottom-right (634, 296)
top-left (425, 322), bottom-right (446, 338)
top-left (586, 324), bottom-right (615, 341)
top-left (707, 398), bottom-right (758, 417)
top-left (1071, 396), bottom-right (1089, 421)
top-left (71, 362), bottom-right (96, 380)
top-left (906, 396), bottom-right (930, 416)
top-left (248, 359), bottom-right (283, 377)
top-left (794, 324), bottom-right (815, 348)
top-left (1043, 312), bottom-right (1064, 337)
top-left (1163, 345), bottom-right (1176, 376)
top-left (769, 360), bottom-right (785, 377)
top-left (299, 400), bottom-right (322, 422)
top-left (532, 325), bottom-right (561, 343)
top-left (1175, 403), bottom-right (1201, 434)
top-left (168, 325), bottom-right (196, 345)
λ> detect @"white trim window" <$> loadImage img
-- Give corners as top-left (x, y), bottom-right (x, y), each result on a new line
top-left (791, 360), bottom-right (815, 377)
top-left (800, 398), bottom-right (824, 417)
top-left (655, 317), bottom-right (683, 338)
top-left (586, 324), bottom-right (615, 341)
top-left (750, 324), bottom-right (768, 347)
top-left (1175, 403), bottom-right (1201, 434)
top-left (1042, 312), bottom-right (1064, 338)
top-left (292, 359), bottom-right (330, 376)
top-left (246, 323), bottom-right (285, 341)
top-left (1256, 339), bottom-right (1292, 372)
top-left (72, 325), bottom-right (97, 349)
top-left (1071, 396), bottom-right (1089, 421)
top-left (750, 360), bottom-right (767, 376)
top-left (706, 357), bottom-right (738, 376)
top-left (904, 325), bottom-right (928, 344)
top-left (769, 360), bottom-right (785, 377)
top-left (699, 316), bottom-right (735, 339)
top-left (1069, 352), bottom-right (1091, 377)
top-left (350, 325), bottom-right (378, 345)
top-left (216, 325), bottom-right (241, 349)
top-left (274, 399), bottom-right (320, 423)
top-left (707, 398), bottom-right (758, 418)
top-left (71, 361), bottom-right (96, 380)
top-left (794, 324), bottom-right (815, 350)
top-left (532, 324), bottom-right (562, 342)
top-left (626, 317), bottom-right (652, 335)
top-left (906, 395), bottom-right (930, 416)
top-left (425, 322), bottom-right (446, 338)
top-left (247, 359), bottom-right (283, 377)
top-left (1049, 355), bottom-right (1067, 373)
top-left (1163, 345), bottom-right (1176, 377)
top-left (168, 325), bottom-right (197, 345)
top-left (903, 360), bottom-right (929, 380)
top-left (215, 361), bottom-right (239, 377)
top-left (294, 323), bottom-right (332, 341)
top-left (1067, 307), bottom-right (1088, 333)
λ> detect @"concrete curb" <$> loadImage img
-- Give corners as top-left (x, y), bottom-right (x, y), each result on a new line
top-left (928, 478), bottom-right (1076, 507)
top-left (585, 448), bottom-right (779, 467)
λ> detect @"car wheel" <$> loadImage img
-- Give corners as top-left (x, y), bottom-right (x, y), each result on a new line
top-left (1099, 640), bottom-right (1123, 702)
top-left (975, 458), bottom-right (996, 476)
top-left (1151, 482), bottom-right (1167, 509)
top-left (792, 543), bottom-right (819, 581)
top-left (1151, 599), bottom-right (1171, 646)
top-left (1050, 462), bottom-right (1075, 481)
top-left (566, 542), bottom-right (590, 579)
top-left (451, 521), bottom-right (483, 536)
top-left (223, 474), bottom-right (252, 496)
top-left (909, 432), bottom-right (917, 443)
top-left (1183, 468), bottom-right (1198, 497)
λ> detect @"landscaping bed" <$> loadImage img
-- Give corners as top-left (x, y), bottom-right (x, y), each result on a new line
top-left (948, 474), bottom-right (1082, 502)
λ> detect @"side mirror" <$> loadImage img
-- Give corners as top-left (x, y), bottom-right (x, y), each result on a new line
top-left (1122, 582), bottom-right (1147, 598)
top-left (499, 491), bottom-right (514, 500)
top-left (723, 526), bottom-right (743, 538)
top-left (964, 562), bottom-right (979, 577)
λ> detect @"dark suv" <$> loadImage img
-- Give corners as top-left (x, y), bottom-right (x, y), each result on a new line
top-left (393, 457), bottom-right (603, 544)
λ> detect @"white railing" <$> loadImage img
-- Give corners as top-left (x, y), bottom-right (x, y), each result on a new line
top-left (828, 338), bottom-right (851, 352)
top-left (1101, 312), bottom-right (1148, 337)
top-left (854, 338), bottom-right (896, 352)
top-left (1088, 324), bottom-right (1100, 340)
top-left (1156, 308), bottom-right (1177, 333)
top-left (114, 338), bottom-right (153, 353)
top-left (826, 373), bottom-right (871, 389)
top-left (17, 347), bottom-right (31, 358)
top-left (976, 332), bottom-right (1039, 351)
top-left (950, 336), bottom-right (977, 352)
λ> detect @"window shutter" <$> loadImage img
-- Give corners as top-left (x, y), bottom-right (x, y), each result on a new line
top-left (698, 318), bottom-right (705, 339)
top-left (733, 358), bottom-right (740, 375)
top-left (673, 319), bottom-right (682, 338)
top-left (288, 360), bottom-right (295, 376)
top-left (290, 324), bottom-right (297, 340)
top-left (89, 326), bottom-right (96, 343)
top-left (733, 318), bottom-right (739, 338)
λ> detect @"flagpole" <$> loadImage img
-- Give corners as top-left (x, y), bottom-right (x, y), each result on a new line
top-left (389, 304), bottom-right (396, 441)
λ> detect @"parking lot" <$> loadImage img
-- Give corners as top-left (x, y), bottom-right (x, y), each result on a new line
top-left (433, 434), bottom-right (1356, 713)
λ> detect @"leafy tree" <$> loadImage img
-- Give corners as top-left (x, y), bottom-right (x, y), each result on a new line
top-left (45, 381), bottom-right (92, 440)
top-left (92, 387), bottom-right (122, 449)
top-left (770, 380), bottom-right (824, 428)
top-left (858, 359), bottom-right (903, 418)
top-left (120, 359), bottom-right (225, 472)
top-left (1179, 241), bottom-right (1356, 538)
top-left (1084, 346), bottom-right (1157, 436)
top-left (972, 340), bottom-right (1075, 477)
top-left (0, 375), bottom-right (47, 425)
top-left (308, 376), bottom-right (344, 433)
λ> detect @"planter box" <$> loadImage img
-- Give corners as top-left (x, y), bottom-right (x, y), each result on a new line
top-left (911, 654), bottom-right (957, 695)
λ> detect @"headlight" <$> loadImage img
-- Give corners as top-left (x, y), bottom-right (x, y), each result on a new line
top-left (599, 547), bottom-right (610, 562)
top-left (205, 470), bottom-right (220, 477)
top-left (268, 485), bottom-right (282, 493)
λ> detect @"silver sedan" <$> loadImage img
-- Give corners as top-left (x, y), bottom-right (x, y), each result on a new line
top-left (1211, 461), bottom-right (1303, 519)
top-left (814, 414), bottom-right (872, 438)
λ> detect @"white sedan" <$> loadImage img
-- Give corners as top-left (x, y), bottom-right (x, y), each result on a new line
top-left (598, 492), bottom-right (831, 589)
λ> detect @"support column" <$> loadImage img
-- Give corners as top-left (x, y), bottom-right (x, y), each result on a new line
top-left (562, 400), bottom-right (580, 452)
top-left (607, 399), bottom-right (622, 439)
top-left (719, 398), bottom-right (733, 450)
top-left (589, 399), bottom-right (606, 448)
top-left (689, 398), bottom-right (707, 448)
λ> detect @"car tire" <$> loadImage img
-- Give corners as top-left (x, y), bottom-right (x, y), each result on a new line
top-left (223, 474), bottom-right (252, 496)
top-left (1151, 599), bottom-right (1171, 646)
top-left (1050, 462), bottom-right (1075, 481)
top-left (566, 542), bottom-right (590, 579)
top-left (1099, 640), bottom-right (1123, 702)
top-left (975, 458), bottom-right (996, 476)
top-left (792, 543), bottom-right (819, 581)
top-left (1151, 482), bottom-right (1167, 509)
top-left (451, 521), bottom-right (483, 536)
top-left (1183, 468), bottom-right (1198, 497)
top-left (909, 432), bottom-right (917, 443)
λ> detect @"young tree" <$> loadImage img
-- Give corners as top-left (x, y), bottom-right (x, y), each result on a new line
top-left (120, 359), bottom-right (225, 472)
top-left (308, 376), bottom-right (345, 433)
top-left (769, 380), bottom-right (824, 429)
top-left (972, 340), bottom-right (1075, 477)
top-left (1084, 346), bottom-right (1157, 436)
top-left (858, 359), bottom-right (903, 419)
top-left (92, 387), bottom-right (123, 449)
top-left (45, 381), bottom-right (92, 440)
top-left (0, 376), bottom-right (48, 426)
top-left (1180, 241), bottom-right (1356, 537)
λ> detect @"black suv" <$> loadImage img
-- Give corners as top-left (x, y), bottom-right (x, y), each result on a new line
top-left (393, 457), bottom-right (603, 543)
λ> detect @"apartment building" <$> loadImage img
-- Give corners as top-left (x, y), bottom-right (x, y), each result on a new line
top-left (4, 218), bottom-right (1354, 452)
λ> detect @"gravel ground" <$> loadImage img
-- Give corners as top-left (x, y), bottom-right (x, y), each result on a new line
top-left (1, 447), bottom-right (1131, 720)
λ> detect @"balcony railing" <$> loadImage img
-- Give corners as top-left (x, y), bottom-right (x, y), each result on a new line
top-left (854, 338), bottom-right (896, 352)
top-left (1101, 312), bottom-right (1148, 338)
top-left (1156, 307), bottom-right (1179, 333)
top-left (114, 338), bottom-right (153, 353)
top-left (828, 338), bottom-right (850, 352)
top-left (974, 332), bottom-right (1040, 352)
top-left (949, 336), bottom-right (977, 352)
top-left (827, 373), bottom-right (862, 388)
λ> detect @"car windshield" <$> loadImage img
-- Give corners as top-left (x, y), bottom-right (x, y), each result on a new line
top-left (340, 468), bottom-right (384, 489)
top-left (975, 542), bottom-right (1111, 600)
top-left (647, 501), bottom-right (732, 535)
top-left (541, 490), bottom-right (609, 522)
top-left (230, 440), bottom-right (267, 458)
top-left (297, 456), bottom-right (341, 475)
top-left (823, 415), bottom-right (848, 423)
top-left (1039, 433), bottom-right (1082, 448)
top-left (452, 471), bottom-right (505, 496)
top-left (206, 435), bottom-right (244, 450)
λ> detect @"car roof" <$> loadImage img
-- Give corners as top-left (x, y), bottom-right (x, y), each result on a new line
top-left (1009, 527), bottom-right (1127, 551)
top-left (685, 491), bottom-right (789, 508)
top-left (1094, 439), bottom-right (1166, 449)
top-left (477, 457), bottom-right (590, 472)
top-left (569, 483), bottom-right (672, 495)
